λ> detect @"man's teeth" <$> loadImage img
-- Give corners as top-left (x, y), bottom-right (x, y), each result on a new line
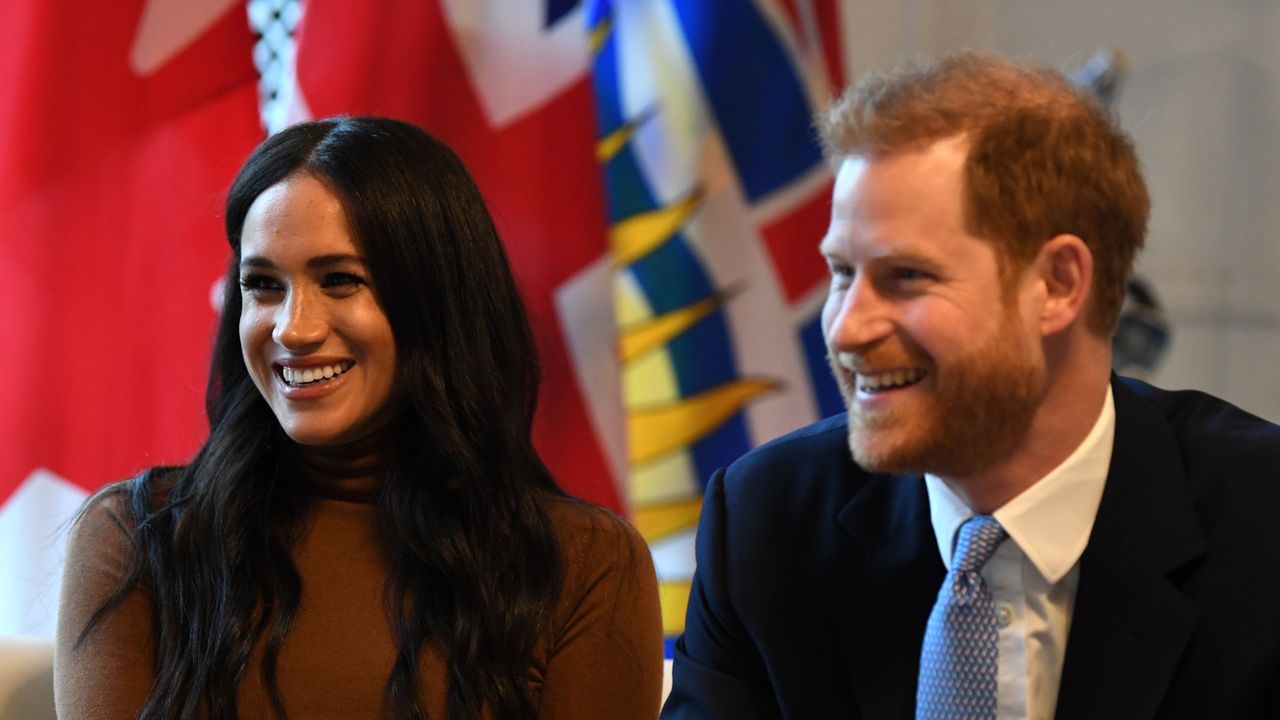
top-left (857, 368), bottom-right (925, 392)
top-left (282, 363), bottom-right (350, 386)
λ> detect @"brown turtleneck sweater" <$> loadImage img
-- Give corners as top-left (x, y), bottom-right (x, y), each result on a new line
top-left (53, 481), bottom-right (663, 719)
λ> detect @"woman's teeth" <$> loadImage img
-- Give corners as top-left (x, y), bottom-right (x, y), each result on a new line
top-left (282, 363), bottom-right (350, 387)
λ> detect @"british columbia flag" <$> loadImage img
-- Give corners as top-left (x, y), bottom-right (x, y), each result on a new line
top-left (584, 0), bottom-right (845, 641)
top-left (0, 0), bottom-right (846, 646)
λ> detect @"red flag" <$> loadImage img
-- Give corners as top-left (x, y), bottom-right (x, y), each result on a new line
top-left (292, 0), bottom-right (624, 510)
top-left (0, 0), bottom-right (262, 634)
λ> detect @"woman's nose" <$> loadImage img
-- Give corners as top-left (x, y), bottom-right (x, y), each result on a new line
top-left (272, 290), bottom-right (328, 349)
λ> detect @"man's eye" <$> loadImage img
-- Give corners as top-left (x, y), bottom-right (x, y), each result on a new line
top-left (827, 262), bottom-right (855, 293)
top-left (892, 267), bottom-right (930, 283)
top-left (827, 260), bottom-right (853, 280)
top-left (240, 274), bottom-right (282, 293)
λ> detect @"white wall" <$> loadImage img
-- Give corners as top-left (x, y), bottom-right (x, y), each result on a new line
top-left (840, 0), bottom-right (1280, 422)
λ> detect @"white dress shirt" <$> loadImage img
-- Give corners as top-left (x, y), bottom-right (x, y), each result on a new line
top-left (924, 387), bottom-right (1115, 720)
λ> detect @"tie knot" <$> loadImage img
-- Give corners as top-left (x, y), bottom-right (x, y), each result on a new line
top-left (951, 515), bottom-right (1007, 573)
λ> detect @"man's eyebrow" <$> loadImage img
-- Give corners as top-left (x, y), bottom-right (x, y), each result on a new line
top-left (882, 248), bottom-right (940, 265)
top-left (814, 243), bottom-right (948, 275)
top-left (239, 254), bottom-right (367, 270)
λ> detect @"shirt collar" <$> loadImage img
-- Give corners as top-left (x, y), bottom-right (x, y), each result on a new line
top-left (925, 385), bottom-right (1115, 583)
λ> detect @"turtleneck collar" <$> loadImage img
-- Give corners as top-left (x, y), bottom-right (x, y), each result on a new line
top-left (292, 433), bottom-right (389, 504)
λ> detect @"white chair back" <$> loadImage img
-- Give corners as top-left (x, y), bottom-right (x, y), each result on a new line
top-left (0, 635), bottom-right (55, 720)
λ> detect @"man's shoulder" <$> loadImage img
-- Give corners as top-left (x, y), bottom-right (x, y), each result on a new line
top-left (724, 413), bottom-right (857, 481)
top-left (715, 413), bottom-right (879, 517)
top-left (730, 412), bottom-right (853, 470)
top-left (1117, 376), bottom-right (1280, 466)
top-left (1116, 377), bottom-right (1280, 516)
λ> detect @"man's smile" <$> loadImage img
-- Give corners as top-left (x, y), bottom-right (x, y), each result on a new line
top-left (856, 367), bottom-right (928, 394)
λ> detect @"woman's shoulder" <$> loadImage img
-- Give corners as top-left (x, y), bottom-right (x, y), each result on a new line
top-left (533, 494), bottom-right (664, 715)
top-left (71, 466), bottom-right (183, 548)
top-left (539, 492), bottom-right (658, 617)
top-left (66, 487), bottom-right (133, 582)
top-left (541, 493), bottom-right (650, 566)
top-left (56, 470), bottom-right (182, 717)
top-left (60, 466), bottom-right (186, 626)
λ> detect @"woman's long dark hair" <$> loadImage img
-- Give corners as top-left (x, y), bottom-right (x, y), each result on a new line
top-left (79, 117), bottom-right (565, 719)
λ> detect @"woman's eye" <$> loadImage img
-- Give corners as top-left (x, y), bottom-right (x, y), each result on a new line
top-left (323, 272), bottom-right (365, 289)
top-left (240, 274), bottom-right (282, 293)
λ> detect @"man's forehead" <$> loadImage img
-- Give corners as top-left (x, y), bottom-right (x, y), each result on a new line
top-left (821, 137), bottom-right (999, 266)
top-left (831, 155), bottom-right (868, 200)
top-left (829, 138), bottom-right (971, 214)
top-left (841, 134), bottom-right (972, 169)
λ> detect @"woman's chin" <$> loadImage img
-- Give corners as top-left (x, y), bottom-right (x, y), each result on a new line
top-left (280, 425), bottom-right (349, 448)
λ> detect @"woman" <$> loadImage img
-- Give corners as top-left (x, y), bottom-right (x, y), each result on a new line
top-left (55, 117), bottom-right (663, 719)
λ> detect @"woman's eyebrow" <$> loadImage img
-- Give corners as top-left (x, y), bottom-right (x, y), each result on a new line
top-left (306, 253), bottom-right (366, 269)
top-left (239, 254), bottom-right (366, 270)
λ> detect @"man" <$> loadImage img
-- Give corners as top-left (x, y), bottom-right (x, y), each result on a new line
top-left (662, 51), bottom-right (1280, 719)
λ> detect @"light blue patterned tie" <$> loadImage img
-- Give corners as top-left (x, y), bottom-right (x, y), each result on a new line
top-left (916, 515), bottom-right (1008, 720)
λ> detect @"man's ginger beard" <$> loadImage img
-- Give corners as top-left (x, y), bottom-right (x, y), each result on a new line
top-left (829, 300), bottom-right (1047, 478)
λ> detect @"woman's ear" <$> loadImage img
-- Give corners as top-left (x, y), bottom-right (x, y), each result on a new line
top-left (1036, 234), bottom-right (1093, 336)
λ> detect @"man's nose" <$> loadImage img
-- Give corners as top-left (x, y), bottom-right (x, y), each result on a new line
top-left (827, 275), bottom-right (893, 350)
top-left (272, 290), bottom-right (328, 349)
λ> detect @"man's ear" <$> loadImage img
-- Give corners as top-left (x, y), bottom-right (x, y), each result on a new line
top-left (1036, 234), bottom-right (1093, 336)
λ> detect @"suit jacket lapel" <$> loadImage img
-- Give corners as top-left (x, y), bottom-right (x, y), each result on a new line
top-left (1055, 378), bottom-right (1206, 720)
top-left (826, 472), bottom-right (943, 720)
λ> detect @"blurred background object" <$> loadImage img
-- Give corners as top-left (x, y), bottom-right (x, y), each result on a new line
top-left (1069, 47), bottom-right (1174, 377)
top-left (0, 635), bottom-right (55, 720)
top-left (1113, 277), bottom-right (1172, 378)
top-left (1072, 47), bottom-right (1127, 107)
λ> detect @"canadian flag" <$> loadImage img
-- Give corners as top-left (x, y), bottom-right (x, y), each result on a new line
top-left (0, 0), bottom-right (262, 636)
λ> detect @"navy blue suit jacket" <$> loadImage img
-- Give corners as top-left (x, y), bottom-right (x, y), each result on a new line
top-left (663, 377), bottom-right (1280, 719)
